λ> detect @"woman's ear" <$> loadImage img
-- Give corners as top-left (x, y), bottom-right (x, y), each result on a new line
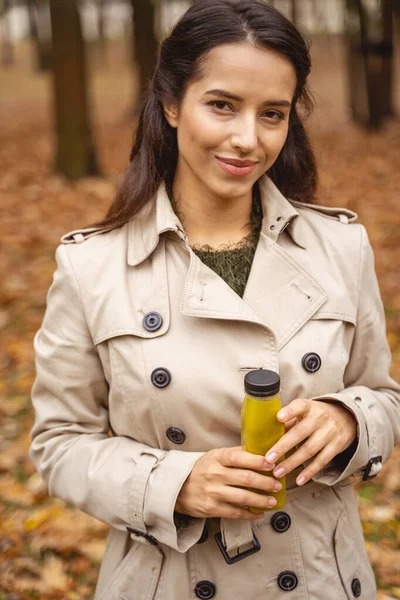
top-left (163, 103), bottom-right (179, 128)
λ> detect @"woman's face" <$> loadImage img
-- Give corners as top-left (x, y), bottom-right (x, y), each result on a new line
top-left (164, 42), bottom-right (297, 202)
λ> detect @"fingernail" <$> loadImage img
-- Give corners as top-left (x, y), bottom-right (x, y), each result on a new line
top-left (266, 452), bottom-right (278, 463)
top-left (274, 481), bottom-right (282, 491)
top-left (268, 497), bottom-right (277, 507)
top-left (274, 466), bottom-right (285, 477)
top-left (263, 462), bottom-right (276, 471)
top-left (297, 476), bottom-right (306, 486)
top-left (278, 409), bottom-right (287, 420)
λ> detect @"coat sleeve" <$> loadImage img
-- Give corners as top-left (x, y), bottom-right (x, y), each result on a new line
top-left (29, 244), bottom-right (206, 552)
top-left (309, 224), bottom-right (400, 485)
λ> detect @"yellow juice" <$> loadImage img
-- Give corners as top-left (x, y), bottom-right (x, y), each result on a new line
top-left (241, 392), bottom-right (286, 512)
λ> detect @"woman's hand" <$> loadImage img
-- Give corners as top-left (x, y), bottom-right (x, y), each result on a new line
top-left (175, 446), bottom-right (282, 520)
top-left (265, 398), bottom-right (358, 486)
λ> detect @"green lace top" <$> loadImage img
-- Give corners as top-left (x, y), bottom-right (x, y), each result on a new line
top-left (167, 183), bottom-right (263, 298)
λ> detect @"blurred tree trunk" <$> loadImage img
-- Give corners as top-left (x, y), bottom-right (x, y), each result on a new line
top-left (49, 0), bottom-right (100, 179)
top-left (290, 0), bottom-right (298, 26)
top-left (381, 0), bottom-right (394, 118)
top-left (345, 0), bottom-right (394, 128)
top-left (96, 0), bottom-right (107, 63)
top-left (26, 0), bottom-right (37, 39)
top-left (130, 0), bottom-right (158, 112)
top-left (1, 0), bottom-right (15, 67)
top-left (35, 0), bottom-right (52, 71)
top-left (345, 0), bottom-right (369, 125)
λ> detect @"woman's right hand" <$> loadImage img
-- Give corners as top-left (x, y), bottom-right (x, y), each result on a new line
top-left (175, 446), bottom-right (282, 521)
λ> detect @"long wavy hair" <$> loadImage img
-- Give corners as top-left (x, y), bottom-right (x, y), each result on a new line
top-left (93, 0), bottom-right (317, 231)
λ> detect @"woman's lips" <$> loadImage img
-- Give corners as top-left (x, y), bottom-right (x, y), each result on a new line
top-left (216, 157), bottom-right (258, 177)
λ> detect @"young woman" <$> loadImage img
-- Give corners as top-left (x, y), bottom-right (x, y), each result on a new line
top-left (30, 1), bottom-right (400, 599)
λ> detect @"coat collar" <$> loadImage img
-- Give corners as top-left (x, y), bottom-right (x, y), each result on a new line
top-left (127, 176), bottom-right (306, 266)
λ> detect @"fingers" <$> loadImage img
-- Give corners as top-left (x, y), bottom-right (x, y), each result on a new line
top-left (213, 501), bottom-right (267, 521)
top-left (219, 446), bottom-right (275, 472)
top-left (224, 467), bottom-right (282, 494)
top-left (284, 416), bottom-right (298, 432)
top-left (221, 484), bottom-right (279, 511)
top-left (294, 442), bottom-right (340, 486)
top-left (265, 413), bottom-right (313, 464)
top-left (271, 430), bottom-right (327, 481)
top-left (277, 398), bottom-right (311, 423)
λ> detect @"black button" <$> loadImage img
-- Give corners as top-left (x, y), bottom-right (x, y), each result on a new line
top-left (195, 581), bottom-right (216, 599)
top-left (166, 427), bottom-right (186, 445)
top-left (143, 312), bottom-right (163, 332)
top-left (151, 368), bottom-right (171, 388)
top-left (197, 525), bottom-right (209, 544)
top-left (351, 578), bottom-right (361, 597)
top-left (271, 511), bottom-right (291, 533)
top-left (302, 352), bottom-right (322, 373)
top-left (277, 571), bottom-right (298, 591)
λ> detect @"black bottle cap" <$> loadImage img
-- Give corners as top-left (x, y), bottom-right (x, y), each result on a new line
top-left (244, 369), bottom-right (280, 398)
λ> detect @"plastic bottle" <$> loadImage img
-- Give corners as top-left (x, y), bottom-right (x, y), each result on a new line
top-left (241, 369), bottom-right (286, 512)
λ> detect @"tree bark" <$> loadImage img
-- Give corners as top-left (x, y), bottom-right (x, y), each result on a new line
top-left (26, 0), bottom-right (38, 39)
top-left (290, 0), bottom-right (298, 26)
top-left (96, 0), bottom-right (107, 63)
top-left (345, 0), bottom-right (370, 125)
top-left (35, 0), bottom-right (52, 71)
top-left (130, 0), bottom-right (158, 112)
top-left (49, 0), bottom-right (100, 179)
top-left (356, 0), bottom-right (382, 128)
top-left (1, 0), bottom-right (15, 67)
top-left (381, 0), bottom-right (394, 118)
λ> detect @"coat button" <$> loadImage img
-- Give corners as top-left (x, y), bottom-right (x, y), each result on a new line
top-left (351, 578), bottom-right (361, 597)
top-left (302, 352), bottom-right (322, 373)
top-left (197, 524), bottom-right (209, 544)
top-left (195, 581), bottom-right (216, 599)
top-left (277, 571), bottom-right (298, 591)
top-left (271, 511), bottom-right (291, 533)
top-left (166, 427), bottom-right (186, 445)
top-left (143, 312), bottom-right (163, 332)
top-left (151, 368), bottom-right (171, 388)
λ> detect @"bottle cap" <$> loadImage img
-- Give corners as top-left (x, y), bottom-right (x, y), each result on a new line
top-left (244, 369), bottom-right (280, 398)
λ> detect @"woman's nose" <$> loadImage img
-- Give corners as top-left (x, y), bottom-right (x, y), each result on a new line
top-left (230, 117), bottom-right (258, 152)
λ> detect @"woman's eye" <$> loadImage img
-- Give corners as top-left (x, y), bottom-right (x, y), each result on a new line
top-left (264, 111), bottom-right (284, 121)
top-left (210, 101), bottom-right (232, 111)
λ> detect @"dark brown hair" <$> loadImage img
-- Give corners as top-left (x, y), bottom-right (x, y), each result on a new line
top-left (93, 0), bottom-right (317, 231)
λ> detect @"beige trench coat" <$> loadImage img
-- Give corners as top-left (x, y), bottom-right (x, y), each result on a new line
top-left (30, 176), bottom-right (400, 600)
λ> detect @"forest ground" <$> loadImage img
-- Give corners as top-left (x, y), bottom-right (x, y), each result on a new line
top-left (0, 36), bottom-right (400, 599)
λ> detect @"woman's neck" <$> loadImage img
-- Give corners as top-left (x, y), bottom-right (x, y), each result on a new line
top-left (170, 174), bottom-right (254, 249)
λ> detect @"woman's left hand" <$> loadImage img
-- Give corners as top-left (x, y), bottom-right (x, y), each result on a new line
top-left (264, 398), bottom-right (358, 486)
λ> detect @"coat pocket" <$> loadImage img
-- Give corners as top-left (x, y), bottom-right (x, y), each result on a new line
top-left (98, 537), bottom-right (164, 600)
top-left (333, 512), bottom-right (377, 600)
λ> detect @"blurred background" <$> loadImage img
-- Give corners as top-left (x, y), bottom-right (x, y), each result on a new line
top-left (0, 0), bottom-right (399, 598)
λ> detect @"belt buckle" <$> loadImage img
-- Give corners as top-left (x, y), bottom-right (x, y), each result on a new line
top-left (214, 531), bottom-right (261, 565)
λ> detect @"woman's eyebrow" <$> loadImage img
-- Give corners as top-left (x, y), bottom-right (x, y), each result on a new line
top-left (204, 89), bottom-right (291, 107)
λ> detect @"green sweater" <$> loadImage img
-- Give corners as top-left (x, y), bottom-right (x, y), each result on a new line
top-left (169, 185), bottom-right (263, 298)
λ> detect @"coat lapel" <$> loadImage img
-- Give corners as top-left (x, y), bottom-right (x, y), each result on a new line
top-left (242, 233), bottom-right (328, 350)
top-left (180, 176), bottom-right (328, 350)
top-left (180, 233), bottom-right (327, 350)
top-left (127, 176), bottom-right (329, 350)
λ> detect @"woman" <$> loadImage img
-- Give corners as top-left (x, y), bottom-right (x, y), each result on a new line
top-left (30, 1), bottom-right (400, 599)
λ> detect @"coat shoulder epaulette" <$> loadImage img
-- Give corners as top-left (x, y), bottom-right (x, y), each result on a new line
top-left (290, 200), bottom-right (358, 224)
top-left (60, 227), bottom-right (108, 245)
